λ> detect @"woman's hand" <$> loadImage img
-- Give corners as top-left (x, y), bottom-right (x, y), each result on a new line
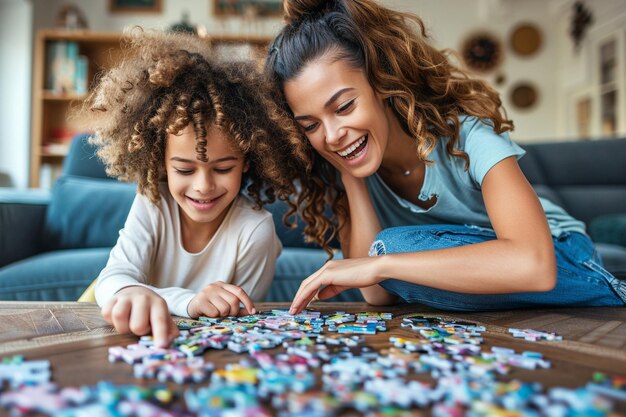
top-left (187, 282), bottom-right (256, 318)
top-left (289, 257), bottom-right (383, 314)
top-left (101, 286), bottom-right (179, 348)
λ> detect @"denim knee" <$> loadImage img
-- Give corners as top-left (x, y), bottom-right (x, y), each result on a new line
top-left (369, 224), bottom-right (496, 257)
top-left (376, 229), bottom-right (626, 310)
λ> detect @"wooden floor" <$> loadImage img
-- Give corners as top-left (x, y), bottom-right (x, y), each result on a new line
top-left (1, 301), bottom-right (625, 413)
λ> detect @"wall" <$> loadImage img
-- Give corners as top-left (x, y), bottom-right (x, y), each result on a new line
top-left (387, 0), bottom-right (564, 142)
top-left (0, 0), bottom-right (32, 188)
top-left (27, 0), bottom-right (567, 144)
top-left (554, 0), bottom-right (626, 139)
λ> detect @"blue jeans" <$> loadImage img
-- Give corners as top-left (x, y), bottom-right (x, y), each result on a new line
top-left (371, 225), bottom-right (626, 311)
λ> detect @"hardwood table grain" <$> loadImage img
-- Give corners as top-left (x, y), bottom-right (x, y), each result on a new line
top-left (1, 301), bottom-right (625, 412)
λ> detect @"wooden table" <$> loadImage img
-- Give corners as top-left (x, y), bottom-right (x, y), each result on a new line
top-left (1, 301), bottom-right (626, 411)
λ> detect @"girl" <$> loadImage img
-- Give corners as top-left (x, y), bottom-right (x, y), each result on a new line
top-left (264, 0), bottom-right (626, 314)
top-left (80, 29), bottom-right (300, 347)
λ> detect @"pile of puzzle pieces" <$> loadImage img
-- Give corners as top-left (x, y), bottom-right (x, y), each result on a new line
top-left (0, 309), bottom-right (625, 416)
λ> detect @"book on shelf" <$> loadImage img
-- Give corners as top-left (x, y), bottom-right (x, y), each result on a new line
top-left (45, 40), bottom-right (89, 95)
top-left (75, 55), bottom-right (88, 95)
top-left (42, 142), bottom-right (70, 156)
top-left (43, 127), bottom-right (77, 156)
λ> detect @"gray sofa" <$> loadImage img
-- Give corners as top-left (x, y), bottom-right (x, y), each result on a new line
top-left (517, 139), bottom-right (626, 278)
top-left (1, 135), bottom-right (625, 301)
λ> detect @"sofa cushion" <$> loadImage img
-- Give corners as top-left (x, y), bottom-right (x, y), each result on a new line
top-left (557, 186), bottom-right (626, 226)
top-left (521, 139), bottom-right (626, 186)
top-left (62, 133), bottom-right (111, 179)
top-left (267, 247), bottom-right (363, 302)
top-left (43, 175), bottom-right (135, 251)
top-left (532, 184), bottom-right (565, 208)
top-left (0, 248), bottom-right (110, 301)
top-left (590, 214), bottom-right (626, 247)
top-left (264, 200), bottom-right (341, 250)
top-left (518, 146), bottom-right (548, 184)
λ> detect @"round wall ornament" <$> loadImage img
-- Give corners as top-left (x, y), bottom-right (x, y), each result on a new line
top-left (510, 23), bottom-right (542, 56)
top-left (460, 32), bottom-right (503, 73)
top-left (510, 82), bottom-right (539, 110)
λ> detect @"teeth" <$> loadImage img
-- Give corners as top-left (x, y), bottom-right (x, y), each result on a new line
top-left (337, 136), bottom-right (366, 157)
top-left (192, 198), bottom-right (213, 204)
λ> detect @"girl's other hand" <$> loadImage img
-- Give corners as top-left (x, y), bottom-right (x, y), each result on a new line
top-left (289, 257), bottom-right (382, 314)
top-left (101, 286), bottom-right (179, 348)
top-left (187, 282), bottom-right (256, 318)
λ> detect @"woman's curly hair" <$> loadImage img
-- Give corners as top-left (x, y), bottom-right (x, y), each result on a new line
top-left (266, 0), bottom-right (514, 252)
top-left (78, 28), bottom-right (304, 214)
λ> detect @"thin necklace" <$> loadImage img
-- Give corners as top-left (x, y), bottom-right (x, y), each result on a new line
top-left (380, 164), bottom-right (418, 177)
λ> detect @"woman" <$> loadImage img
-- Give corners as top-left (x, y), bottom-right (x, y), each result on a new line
top-left (265, 0), bottom-right (626, 314)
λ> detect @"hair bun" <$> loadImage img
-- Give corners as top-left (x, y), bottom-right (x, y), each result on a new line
top-left (283, 0), bottom-right (333, 25)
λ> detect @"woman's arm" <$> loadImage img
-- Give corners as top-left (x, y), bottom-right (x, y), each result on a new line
top-left (340, 175), bottom-right (398, 305)
top-left (292, 173), bottom-right (398, 312)
top-left (375, 156), bottom-right (556, 292)
top-left (290, 157), bottom-right (555, 313)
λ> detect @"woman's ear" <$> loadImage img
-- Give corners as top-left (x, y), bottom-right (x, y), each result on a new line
top-left (243, 160), bottom-right (250, 173)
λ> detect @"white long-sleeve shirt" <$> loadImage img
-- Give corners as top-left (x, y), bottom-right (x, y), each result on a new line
top-left (94, 185), bottom-right (282, 317)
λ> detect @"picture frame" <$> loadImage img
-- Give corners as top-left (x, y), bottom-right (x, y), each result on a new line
top-left (109, 0), bottom-right (162, 14)
top-left (214, 0), bottom-right (283, 17)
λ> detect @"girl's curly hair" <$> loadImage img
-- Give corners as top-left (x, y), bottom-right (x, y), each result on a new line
top-left (78, 28), bottom-right (305, 215)
top-left (266, 0), bottom-right (514, 252)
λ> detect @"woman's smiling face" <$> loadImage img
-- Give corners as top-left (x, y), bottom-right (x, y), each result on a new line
top-left (283, 54), bottom-right (391, 177)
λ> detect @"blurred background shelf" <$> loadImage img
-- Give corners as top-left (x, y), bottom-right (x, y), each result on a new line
top-left (29, 29), bottom-right (271, 187)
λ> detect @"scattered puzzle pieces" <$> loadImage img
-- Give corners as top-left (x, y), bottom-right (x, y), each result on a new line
top-left (0, 310), bottom-right (617, 417)
top-left (508, 327), bottom-right (563, 342)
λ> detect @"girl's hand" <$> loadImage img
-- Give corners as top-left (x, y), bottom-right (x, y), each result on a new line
top-left (289, 257), bottom-right (383, 314)
top-left (187, 282), bottom-right (256, 318)
top-left (101, 286), bottom-right (179, 348)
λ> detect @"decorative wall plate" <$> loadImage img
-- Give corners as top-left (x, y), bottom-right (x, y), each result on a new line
top-left (510, 23), bottom-right (542, 56)
top-left (510, 82), bottom-right (539, 110)
top-left (461, 32), bottom-right (503, 73)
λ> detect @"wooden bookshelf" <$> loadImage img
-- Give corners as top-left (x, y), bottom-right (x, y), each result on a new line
top-left (29, 30), bottom-right (272, 188)
top-left (30, 30), bottom-right (123, 187)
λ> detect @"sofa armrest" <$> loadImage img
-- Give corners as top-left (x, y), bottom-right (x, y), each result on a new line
top-left (0, 189), bottom-right (50, 268)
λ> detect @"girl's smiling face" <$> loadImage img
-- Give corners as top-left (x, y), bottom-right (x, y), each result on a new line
top-left (165, 124), bottom-right (247, 235)
top-left (283, 55), bottom-right (391, 177)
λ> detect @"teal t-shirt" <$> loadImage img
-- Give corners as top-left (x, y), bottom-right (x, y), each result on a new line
top-left (365, 117), bottom-right (586, 237)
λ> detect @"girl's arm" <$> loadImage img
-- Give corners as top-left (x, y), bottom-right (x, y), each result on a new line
top-left (94, 195), bottom-right (157, 305)
top-left (97, 194), bottom-right (199, 318)
top-left (95, 194), bottom-right (179, 346)
top-left (232, 215), bottom-right (282, 301)
top-left (187, 212), bottom-right (280, 318)
top-left (290, 157), bottom-right (555, 313)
